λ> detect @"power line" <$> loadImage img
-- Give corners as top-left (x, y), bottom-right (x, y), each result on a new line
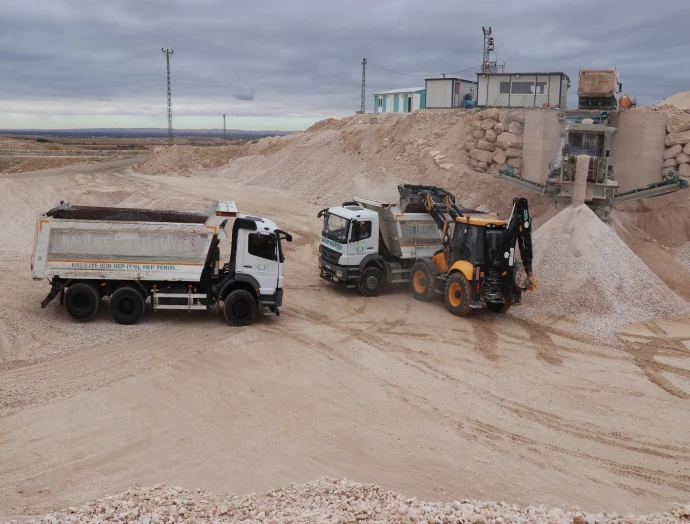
top-left (368, 62), bottom-right (482, 78)
top-left (296, 98), bottom-right (361, 112)
top-left (161, 48), bottom-right (174, 146)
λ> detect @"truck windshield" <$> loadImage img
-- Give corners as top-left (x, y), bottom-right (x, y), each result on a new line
top-left (322, 214), bottom-right (350, 244)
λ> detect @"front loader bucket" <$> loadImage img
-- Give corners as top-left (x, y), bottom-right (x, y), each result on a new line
top-left (398, 184), bottom-right (456, 213)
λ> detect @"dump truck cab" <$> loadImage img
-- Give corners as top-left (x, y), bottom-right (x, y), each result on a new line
top-left (317, 203), bottom-right (380, 288)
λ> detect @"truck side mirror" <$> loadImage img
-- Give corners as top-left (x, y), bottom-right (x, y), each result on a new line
top-left (317, 209), bottom-right (327, 218)
top-left (618, 82), bottom-right (622, 93)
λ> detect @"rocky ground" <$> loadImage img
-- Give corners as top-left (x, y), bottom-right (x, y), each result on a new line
top-left (11, 479), bottom-right (690, 524)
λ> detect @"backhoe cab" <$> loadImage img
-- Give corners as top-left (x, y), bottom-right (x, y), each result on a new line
top-left (409, 191), bottom-right (537, 316)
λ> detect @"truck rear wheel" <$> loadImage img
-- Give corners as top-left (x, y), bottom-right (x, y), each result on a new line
top-left (358, 267), bottom-right (384, 297)
top-left (64, 282), bottom-right (100, 321)
top-left (410, 260), bottom-right (436, 302)
top-left (444, 273), bottom-right (472, 317)
top-left (224, 289), bottom-right (257, 326)
top-left (110, 286), bottom-right (146, 325)
top-left (486, 301), bottom-right (511, 314)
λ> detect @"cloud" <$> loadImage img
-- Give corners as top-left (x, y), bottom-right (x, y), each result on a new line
top-left (234, 89), bottom-right (255, 101)
top-left (0, 0), bottom-right (688, 130)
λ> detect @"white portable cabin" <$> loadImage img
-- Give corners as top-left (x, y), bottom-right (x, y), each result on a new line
top-left (373, 87), bottom-right (426, 113)
top-left (476, 72), bottom-right (570, 108)
top-left (424, 78), bottom-right (477, 109)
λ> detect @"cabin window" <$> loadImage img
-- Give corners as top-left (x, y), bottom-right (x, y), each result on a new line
top-left (248, 233), bottom-right (277, 261)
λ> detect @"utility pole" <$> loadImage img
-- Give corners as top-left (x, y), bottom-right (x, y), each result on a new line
top-left (223, 114), bottom-right (226, 142)
top-left (161, 48), bottom-right (174, 146)
top-left (481, 27), bottom-right (494, 74)
top-left (360, 58), bottom-right (367, 113)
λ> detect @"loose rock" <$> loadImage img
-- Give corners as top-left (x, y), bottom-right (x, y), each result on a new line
top-left (477, 139), bottom-right (496, 152)
top-left (24, 480), bottom-right (690, 524)
top-left (664, 144), bottom-right (683, 159)
top-left (508, 121), bottom-right (525, 135)
top-left (469, 148), bottom-right (495, 164)
top-left (496, 132), bottom-right (523, 150)
top-left (481, 108), bottom-right (499, 121)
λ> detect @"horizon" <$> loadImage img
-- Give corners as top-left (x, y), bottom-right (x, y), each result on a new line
top-left (0, 126), bottom-right (299, 133)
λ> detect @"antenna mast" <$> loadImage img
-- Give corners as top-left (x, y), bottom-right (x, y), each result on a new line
top-left (481, 27), bottom-right (494, 73)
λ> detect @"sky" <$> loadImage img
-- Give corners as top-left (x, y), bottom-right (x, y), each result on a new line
top-left (1, 0), bottom-right (688, 131)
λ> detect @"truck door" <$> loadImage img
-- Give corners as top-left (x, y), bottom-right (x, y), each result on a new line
top-left (347, 218), bottom-right (377, 265)
top-left (238, 230), bottom-right (280, 295)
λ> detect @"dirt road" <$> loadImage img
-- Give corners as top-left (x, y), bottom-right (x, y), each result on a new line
top-left (1, 160), bottom-right (690, 518)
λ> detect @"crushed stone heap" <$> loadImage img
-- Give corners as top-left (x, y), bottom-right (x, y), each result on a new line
top-left (11, 478), bottom-right (690, 524)
top-left (515, 205), bottom-right (690, 337)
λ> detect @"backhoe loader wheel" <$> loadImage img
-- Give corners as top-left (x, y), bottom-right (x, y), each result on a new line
top-left (486, 301), bottom-right (511, 314)
top-left (358, 267), bottom-right (385, 297)
top-left (444, 273), bottom-right (472, 317)
top-left (410, 260), bottom-right (436, 302)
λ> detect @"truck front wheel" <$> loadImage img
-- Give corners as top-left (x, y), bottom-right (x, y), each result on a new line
top-left (110, 286), bottom-right (146, 325)
top-left (64, 282), bottom-right (100, 321)
top-left (358, 267), bottom-right (385, 297)
top-left (224, 289), bottom-right (257, 326)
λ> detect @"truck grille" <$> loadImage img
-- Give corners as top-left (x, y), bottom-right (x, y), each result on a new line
top-left (319, 244), bottom-right (341, 265)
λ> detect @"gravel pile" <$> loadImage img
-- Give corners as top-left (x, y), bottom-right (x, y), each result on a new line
top-left (216, 129), bottom-right (367, 204)
top-left (514, 204), bottom-right (690, 337)
top-left (675, 241), bottom-right (690, 272)
top-left (10, 479), bottom-right (689, 524)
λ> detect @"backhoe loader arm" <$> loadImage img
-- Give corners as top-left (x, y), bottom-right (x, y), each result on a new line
top-left (497, 197), bottom-right (534, 277)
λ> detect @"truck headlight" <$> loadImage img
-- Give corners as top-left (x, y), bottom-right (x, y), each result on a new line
top-left (336, 270), bottom-right (343, 278)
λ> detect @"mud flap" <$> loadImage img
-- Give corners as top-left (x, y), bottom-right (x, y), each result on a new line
top-left (41, 280), bottom-right (63, 309)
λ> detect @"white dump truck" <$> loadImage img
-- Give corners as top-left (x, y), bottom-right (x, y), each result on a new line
top-left (317, 185), bottom-right (482, 296)
top-left (31, 200), bottom-right (292, 326)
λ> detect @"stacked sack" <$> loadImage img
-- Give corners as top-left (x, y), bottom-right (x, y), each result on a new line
top-left (663, 113), bottom-right (690, 177)
top-left (464, 109), bottom-right (524, 175)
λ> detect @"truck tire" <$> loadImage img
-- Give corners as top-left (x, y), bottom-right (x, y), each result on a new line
top-left (444, 273), bottom-right (472, 317)
top-left (224, 289), bottom-right (257, 326)
top-left (358, 266), bottom-right (384, 297)
top-left (64, 282), bottom-right (100, 321)
top-left (486, 301), bottom-right (511, 314)
top-left (109, 286), bottom-right (146, 325)
top-left (410, 260), bottom-right (436, 302)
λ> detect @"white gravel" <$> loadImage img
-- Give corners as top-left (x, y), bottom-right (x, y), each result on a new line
top-left (515, 205), bottom-right (690, 337)
top-left (675, 241), bottom-right (690, 273)
top-left (8, 479), bottom-right (689, 524)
